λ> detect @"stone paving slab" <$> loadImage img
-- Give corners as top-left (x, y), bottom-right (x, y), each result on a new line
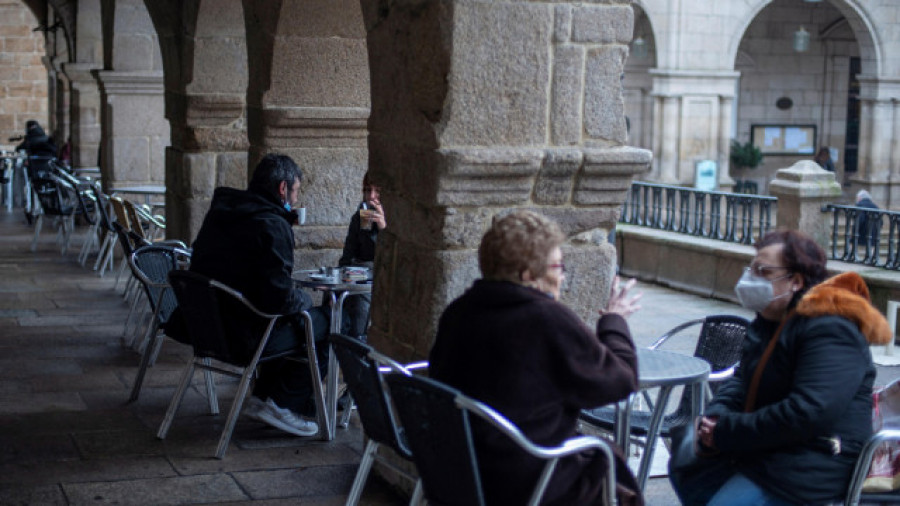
top-left (234, 464), bottom-right (358, 500)
top-left (62, 473), bottom-right (247, 505)
top-left (0, 484), bottom-right (67, 505)
top-left (0, 456), bottom-right (177, 487)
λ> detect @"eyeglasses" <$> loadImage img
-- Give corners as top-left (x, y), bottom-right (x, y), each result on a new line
top-left (548, 263), bottom-right (566, 273)
top-left (746, 263), bottom-right (789, 278)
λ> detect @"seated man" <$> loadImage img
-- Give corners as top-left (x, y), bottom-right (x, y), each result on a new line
top-left (189, 153), bottom-right (329, 437)
top-left (337, 172), bottom-right (384, 339)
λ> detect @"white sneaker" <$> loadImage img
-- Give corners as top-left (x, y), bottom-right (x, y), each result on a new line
top-left (243, 396), bottom-right (267, 421)
top-left (256, 398), bottom-right (319, 437)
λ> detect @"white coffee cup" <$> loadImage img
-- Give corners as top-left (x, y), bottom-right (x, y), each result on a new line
top-left (297, 207), bottom-right (307, 225)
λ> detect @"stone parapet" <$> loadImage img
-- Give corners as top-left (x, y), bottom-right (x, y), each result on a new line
top-left (617, 224), bottom-right (900, 320)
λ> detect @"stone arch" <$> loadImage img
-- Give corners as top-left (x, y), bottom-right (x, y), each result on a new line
top-left (728, 0), bottom-right (880, 77)
top-left (243, 0), bottom-right (370, 229)
top-left (96, 0), bottom-right (168, 186)
top-left (624, 2), bottom-right (658, 150)
top-left (144, 0), bottom-right (249, 240)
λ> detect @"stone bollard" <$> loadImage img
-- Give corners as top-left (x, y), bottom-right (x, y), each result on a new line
top-left (768, 160), bottom-right (842, 250)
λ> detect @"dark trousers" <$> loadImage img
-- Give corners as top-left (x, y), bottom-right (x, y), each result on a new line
top-left (252, 306), bottom-right (330, 417)
top-left (340, 292), bottom-right (371, 339)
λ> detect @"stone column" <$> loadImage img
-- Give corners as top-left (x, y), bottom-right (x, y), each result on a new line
top-left (718, 96), bottom-right (736, 190)
top-left (363, 0), bottom-right (650, 360)
top-left (62, 62), bottom-right (102, 168)
top-left (166, 94), bottom-right (249, 242)
top-left (769, 160), bottom-right (842, 250)
top-left (52, 59), bottom-right (70, 147)
top-left (94, 71), bottom-right (168, 186)
top-left (647, 69), bottom-right (740, 188)
top-left (853, 76), bottom-right (900, 208)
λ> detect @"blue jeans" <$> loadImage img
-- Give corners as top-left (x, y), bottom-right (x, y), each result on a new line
top-left (708, 473), bottom-right (797, 506)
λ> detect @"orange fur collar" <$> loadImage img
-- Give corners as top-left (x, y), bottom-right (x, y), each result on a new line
top-left (795, 271), bottom-right (892, 345)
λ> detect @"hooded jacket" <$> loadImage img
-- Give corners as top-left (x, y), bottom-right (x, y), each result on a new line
top-left (187, 185), bottom-right (311, 360)
top-left (429, 279), bottom-right (643, 506)
top-left (707, 271), bottom-right (891, 504)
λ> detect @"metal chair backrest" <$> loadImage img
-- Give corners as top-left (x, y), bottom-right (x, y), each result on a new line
top-left (110, 196), bottom-right (131, 231)
top-left (31, 174), bottom-right (75, 217)
top-left (168, 270), bottom-right (277, 367)
top-left (123, 199), bottom-right (147, 241)
top-left (130, 245), bottom-right (191, 327)
top-left (329, 333), bottom-right (413, 458)
top-left (657, 315), bottom-right (749, 424)
top-left (386, 374), bottom-right (486, 506)
top-left (386, 373), bottom-right (618, 506)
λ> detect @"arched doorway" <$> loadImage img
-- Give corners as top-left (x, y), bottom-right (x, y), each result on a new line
top-left (732, 0), bottom-right (869, 193)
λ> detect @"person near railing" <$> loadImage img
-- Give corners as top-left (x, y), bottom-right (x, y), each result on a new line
top-left (669, 229), bottom-right (891, 505)
top-left (429, 210), bottom-right (645, 506)
top-left (855, 190), bottom-right (880, 248)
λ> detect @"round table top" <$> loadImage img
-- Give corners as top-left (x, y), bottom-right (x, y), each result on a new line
top-left (294, 270), bottom-right (372, 294)
top-left (636, 348), bottom-right (710, 388)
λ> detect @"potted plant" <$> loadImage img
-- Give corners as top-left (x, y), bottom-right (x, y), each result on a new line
top-left (730, 140), bottom-right (763, 171)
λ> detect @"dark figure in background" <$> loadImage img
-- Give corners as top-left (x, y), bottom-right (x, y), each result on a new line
top-left (814, 146), bottom-right (835, 172)
top-left (856, 189), bottom-right (880, 248)
top-left (337, 171), bottom-right (385, 339)
top-left (189, 153), bottom-right (329, 437)
top-left (16, 120), bottom-right (57, 159)
top-left (430, 211), bottom-right (645, 506)
top-left (669, 230), bottom-right (891, 505)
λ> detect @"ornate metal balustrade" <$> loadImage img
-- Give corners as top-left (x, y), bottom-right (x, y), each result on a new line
top-left (822, 204), bottom-right (900, 269)
top-left (621, 181), bottom-right (776, 245)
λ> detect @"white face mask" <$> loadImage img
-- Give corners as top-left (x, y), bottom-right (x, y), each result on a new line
top-left (734, 268), bottom-right (792, 313)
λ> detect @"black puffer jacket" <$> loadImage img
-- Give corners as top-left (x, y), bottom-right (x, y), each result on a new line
top-left (707, 272), bottom-right (891, 504)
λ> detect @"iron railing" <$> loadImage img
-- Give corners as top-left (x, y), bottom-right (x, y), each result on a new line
top-left (822, 204), bottom-right (900, 269)
top-left (621, 181), bottom-right (776, 245)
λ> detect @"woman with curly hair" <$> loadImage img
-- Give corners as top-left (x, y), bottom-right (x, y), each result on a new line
top-left (429, 210), bottom-right (644, 506)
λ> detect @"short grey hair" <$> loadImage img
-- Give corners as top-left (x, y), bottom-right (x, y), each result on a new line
top-left (478, 211), bottom-right (565, 283)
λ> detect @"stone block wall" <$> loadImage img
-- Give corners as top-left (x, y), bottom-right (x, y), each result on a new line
top-left (0, 0), bottom-right (48, 147)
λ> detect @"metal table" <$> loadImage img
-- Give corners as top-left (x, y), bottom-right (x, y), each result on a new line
top-left (294, 269), bottom-right (372, 440)
top-left (617, 348), bottom-right (710, 489)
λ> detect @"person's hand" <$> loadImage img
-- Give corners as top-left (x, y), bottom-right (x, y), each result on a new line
top-left (697, 415), bottom-right (718, 449)
top-left (600, 276), bottom-right (642, 318)
top-left (369, 202), bottom-right (386, 230)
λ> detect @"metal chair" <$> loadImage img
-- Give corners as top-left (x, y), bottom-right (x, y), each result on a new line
top-left (127, 244), bottom-right (193, 402)
top-left (157, 270), bottom-right (328, 459)
top-left (580, 314), bottom-right (749, 443)
top-left (845, 377), bottom-right (900, 505)
top-left (385, 373), bottom-right (619, 506)
top-left (29, 173), bottom-right (77, 254)
top-left (329, 334), bottom-right (424, 506)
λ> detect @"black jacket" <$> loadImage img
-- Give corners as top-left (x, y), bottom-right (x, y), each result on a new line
top-left (706, 272), bottom-right (890, 504)
top-left (191, 186), bottom-right (310, 316)
top-left (186, 186), bottom-right (311, 359)
top-left (338, 204), bottom-right (378, 267)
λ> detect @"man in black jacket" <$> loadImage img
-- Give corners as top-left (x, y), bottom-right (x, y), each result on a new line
top-left (189, 153), bottom-right (329, 437)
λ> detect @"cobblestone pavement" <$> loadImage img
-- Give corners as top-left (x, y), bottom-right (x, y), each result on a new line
top-left (1, 207), bottom-right (897, 505)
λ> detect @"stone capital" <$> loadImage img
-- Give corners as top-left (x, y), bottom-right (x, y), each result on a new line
top-left (62, 62), bottom-right (102, 85)
top-left (94, 71), bottom-right (165, 95)
top-left (857, 75), bottom-right (900, 101)
top-left (256, 106), bottom-right (368, 148)
top-left (574, 146), bottom-right (652, 204)
top-left (650, 68), bottom-right (741, 98)
top-left (436, 147), bottom-right (544, 206)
